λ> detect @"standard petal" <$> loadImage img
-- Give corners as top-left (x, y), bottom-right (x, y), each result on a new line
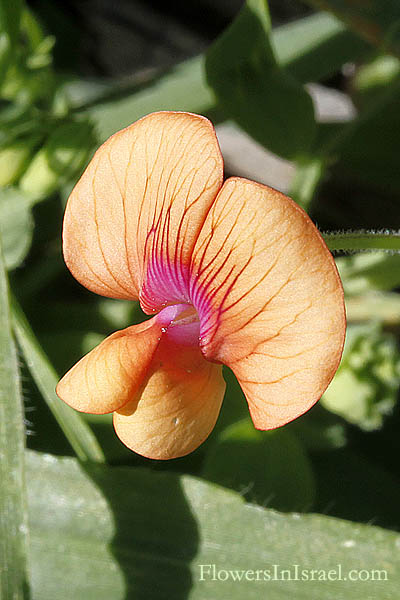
top-left (191, 177), bottom-right (346, 430)
top-left (113, 335), bottom-right (226, 460)
top-left (56, 318), bottom-right (162, 414)
top-left (63, 111), bottom-right (223, 302)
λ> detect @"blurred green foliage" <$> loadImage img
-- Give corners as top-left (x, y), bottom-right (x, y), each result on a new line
top-left (1, 0), bottom-right (400, 598)
top-left (206, 0), bottom-right (317, 161)
top-left (202, 418), bottom-right (316, 511)
top-left (322, 322), bottom-right (400, 430)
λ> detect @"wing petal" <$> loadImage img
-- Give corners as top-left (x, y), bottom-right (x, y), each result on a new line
top-left (56, 318), bottom-right (162, 414)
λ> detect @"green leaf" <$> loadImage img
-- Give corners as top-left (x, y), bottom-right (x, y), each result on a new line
top-left (0, 0), bottom-right (23, 46)
top-left (309, 56), bottom-right (400, 195)
top-left (272, 12), bottom-right (371, 83)
top-left (202, 418), bottom-right (315, 511)
top-left (354, 54), bottom-right (400, 101)
top-left (0, 187), bottom-right (34, 270)
top-left (206, 0), bottom-right (316, 160)
top-left (0, 134), bottom-right (40, 186)
top-left (289, 156), bottom-right (325, 211)
top-left (0, 232), bottom-right (29, 599)
top-left (29, 298), bottom-right (142, 337)
top-left (333, 78), bottom-right (400, 193)
top-left (80, 56), bottom-right (216, 142)
top-left (21, 7), bottom-right (47, 51)
top-left (28, 449), bottom-right (400, 599)
top-left (0, 0), bottom-right (23, 83)
top-left (322, 322), bottom-right (400, 430)
top-left (19, 119), bottom-right (96, 201)
top-left (289, 405), bottom-right (347, 452)
top-left (11, 295), bottom-right (105, 463)
top-left (39, 331), bottom-right (104, 376)
top-left (337, 252), bottom-right (400, 296)
top-left (312, 449), bottom-right (400, 528)
top-left (71, 13), bottom-right (370, 148)
top-left (0, 32), bottom-right (12, 85)
top-left (345, 291), bottom-right (400, 326)
top-left (302, 0), bottom-right (400, 58)
top-left (336, 250), bottom-right (400, 323)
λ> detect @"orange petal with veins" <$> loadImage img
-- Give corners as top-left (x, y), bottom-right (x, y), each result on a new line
top-left (56, 318), bottom-right (162, 414)
top-left (191, 177), bottom-right (346, 430)
top-left (113, 335), bottom-right (226, 460)
top-left (62, 111), bottom-right (223, 304)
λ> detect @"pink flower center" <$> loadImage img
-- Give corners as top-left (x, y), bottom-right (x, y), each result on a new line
top-left (156, 303), bottom-right (200, 346)
top-left (140, 259), bottom-right (214, 349)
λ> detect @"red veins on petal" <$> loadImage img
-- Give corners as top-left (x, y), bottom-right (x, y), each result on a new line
top-left (57, 111), bottom-right (346, 459)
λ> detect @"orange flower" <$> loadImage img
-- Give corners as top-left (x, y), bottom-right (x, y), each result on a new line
top-left (56, 111), bottom-right (346, 460)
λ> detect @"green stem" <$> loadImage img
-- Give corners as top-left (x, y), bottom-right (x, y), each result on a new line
top-left (323, 230), bottom-right (400, 252)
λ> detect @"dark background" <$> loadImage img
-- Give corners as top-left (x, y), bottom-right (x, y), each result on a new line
top-left (28, 0), bottom-right (311, 76)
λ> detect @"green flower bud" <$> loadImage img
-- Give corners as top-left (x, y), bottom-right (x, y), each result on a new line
top-left (19, 120), bottom-right (96, 200)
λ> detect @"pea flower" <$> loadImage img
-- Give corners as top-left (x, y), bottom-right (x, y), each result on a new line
top-left (56, 111), bottom-right (345, 459)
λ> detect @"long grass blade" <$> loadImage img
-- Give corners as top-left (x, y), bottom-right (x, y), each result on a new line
top-left (11, 296), bottom-right (105, 463)
top-left (0, 236), bottom-right (29, 599)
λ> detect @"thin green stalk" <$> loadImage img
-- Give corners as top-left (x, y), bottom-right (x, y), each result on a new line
top-left (0, 236), bottom-right (29, 599)
top-left (323, 230), bottom-right (400, 253)
top-left (11, 294), bottom-right (105, 463)
top-left (289, 156), bottom-right (325, 212)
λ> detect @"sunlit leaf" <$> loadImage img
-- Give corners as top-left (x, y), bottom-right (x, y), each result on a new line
top-left (206, 0), bottom-right (316, 160)
top-left (28, 449), bottom-right (400, 599)
top-left (0, 187), bottom-right (33, 270)
top-left (289, 155), bottom-right (325, 211)
top-left (70, 12), bottom-right (370, 149)
top-left (354, 55), bottom-right (400, 102)
top-left (303, 0), bottom-right (400, 58)
top-left (81, 57), bottom-right (216, 142)
top-left (272, 12), bottom-right (370, 83)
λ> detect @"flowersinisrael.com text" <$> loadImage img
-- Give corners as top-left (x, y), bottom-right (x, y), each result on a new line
top-left (198, 564), bottom-right (388, 583)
